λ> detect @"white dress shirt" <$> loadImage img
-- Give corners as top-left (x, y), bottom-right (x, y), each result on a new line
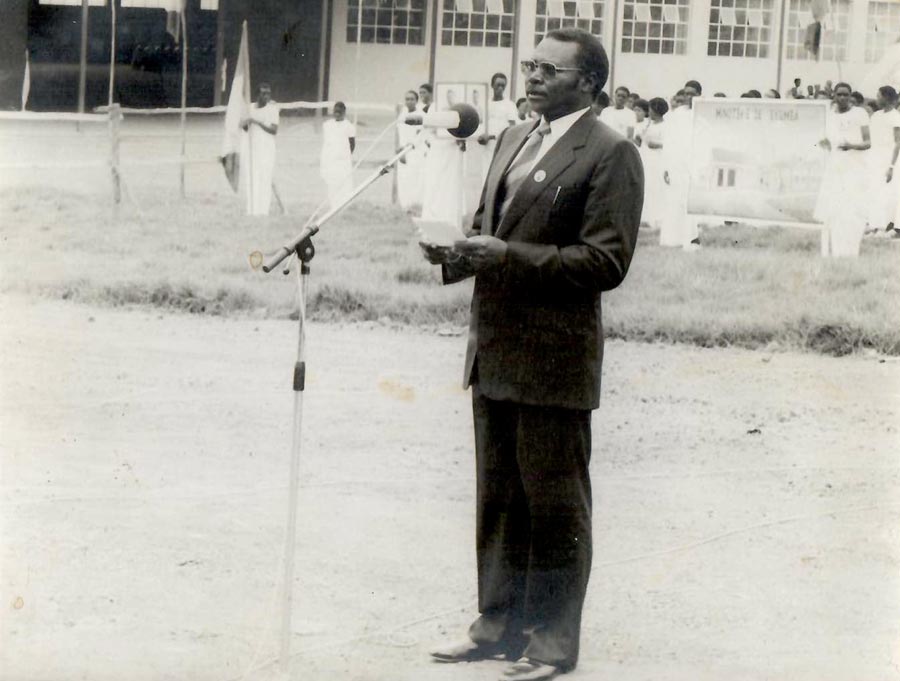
top-left (514, 106), bottom-right (592, 175)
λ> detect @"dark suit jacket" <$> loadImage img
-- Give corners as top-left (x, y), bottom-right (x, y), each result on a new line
top-left (443, 109), bottom-right (643, 411)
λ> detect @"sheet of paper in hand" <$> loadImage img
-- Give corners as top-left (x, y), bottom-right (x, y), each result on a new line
top-left (414, 218), bottom-right (467, 247)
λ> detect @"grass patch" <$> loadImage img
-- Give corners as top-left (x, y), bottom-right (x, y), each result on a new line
top-left (1, 188), bottom-right (898, 356)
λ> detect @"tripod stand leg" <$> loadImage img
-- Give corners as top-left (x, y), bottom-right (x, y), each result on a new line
top-left (278, 253), bottom-right (310, 673)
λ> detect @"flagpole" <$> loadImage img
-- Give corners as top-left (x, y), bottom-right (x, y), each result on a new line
top-left (22, 50), bottom-right (30, 112)
top-left (180, 0), bottom-right (189, 199)
top-left (775, 0), bottom-right (787, 94)
top-left (108, 0), bottom-right (117, 107)
top-left (78, 0), bottom-right (89, 114)
top-left (353, 0), bottom-right (362, 125)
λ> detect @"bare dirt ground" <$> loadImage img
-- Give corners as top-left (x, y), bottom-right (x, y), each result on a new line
top-left (2, 293), bottom-right (899, 681)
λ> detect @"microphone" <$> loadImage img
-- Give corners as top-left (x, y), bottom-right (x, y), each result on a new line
top-left (403, 103), bottom-right (480, 139)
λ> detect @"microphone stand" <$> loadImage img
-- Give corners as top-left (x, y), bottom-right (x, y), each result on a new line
top-left (259, 140), bottom-right (417, 675)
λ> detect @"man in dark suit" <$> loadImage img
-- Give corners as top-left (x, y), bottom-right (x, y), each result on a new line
top-left (421, 28), bottom-right (643, 681)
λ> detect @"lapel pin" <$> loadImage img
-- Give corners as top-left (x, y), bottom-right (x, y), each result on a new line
top-left (534, 170), bottom-right (546, 183)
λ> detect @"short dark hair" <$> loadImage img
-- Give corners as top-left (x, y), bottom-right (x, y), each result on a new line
top-left (544, 27), bottom-right (610, 96)
top-left (833, 82), bottom-right (851, 95)
top-left (594, 90), bottom-right (610, 107)
top-left (684, 79), bottom-right (702, 94)
top-left (405, 89), bottom-right (419, 101)
top-left (648, 96), bottom-right (669, 116)
top-left (713, 92), bottom-right (727, 97)
top-left (742, 90), bottom-right (762, 98)
top-left (419, 83), bottom-right (433, 94)
top-left (490, 72), bottom-right (507, 86)
top-left (516, 97), bottom-right (528, 107)
top-left (615, 86), bottom-right (630, 96)
top-left (794, 78), bottom-right (801, 85)
top-left (633, 98), bottom-right (649, 115)
top-left (851, 91), bottom-right (865, 104)
top-left (333, 100), bottom-right (346, 111)
top-left (879, 85), bottom-right (899, 103)
top-left (766, 88), bottom-right (781, 98)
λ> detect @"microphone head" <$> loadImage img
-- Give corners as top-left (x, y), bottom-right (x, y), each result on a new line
top-left (447, 103), bottom-right (480, 138)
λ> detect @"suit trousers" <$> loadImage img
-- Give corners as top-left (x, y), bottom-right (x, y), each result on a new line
top-left (468, 384), bottom-right (593, 671)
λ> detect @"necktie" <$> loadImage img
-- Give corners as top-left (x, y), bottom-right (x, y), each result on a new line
top-left (497, 121), bottom-right (552, 227)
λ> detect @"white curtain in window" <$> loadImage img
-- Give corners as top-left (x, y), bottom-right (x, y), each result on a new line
top-left (662, 5), bottom-right (681, 22)
top-left (577, 0), bottom-right (595, 19)
top-left (456, 0), bottom-right (474, 12)
top-left (634, 3), bottom-right (653, 22)
top-left (718, 7), bottom-right (738, 24)
top-left (486, 0), bottom-right (506, 14)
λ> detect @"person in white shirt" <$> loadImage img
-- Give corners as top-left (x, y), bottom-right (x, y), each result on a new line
top-left (396, 89), bottom-right (424, 210)
top-left (814, 83), bottom-right (872, 257)
top-left (240, 83), bottom-right (279, 216)
top-left (867, 86), bottom-right (900, 233)
top-left (598, 85), bottom-right (637, 140)
top-left (319, 101), bottom-right (356, 209)
top-left (477, 72), bottom-right (519, 183)
top-left (639, 97), bottom-right (667, 229)
top-left (661, 81), bottom-right (701, 248)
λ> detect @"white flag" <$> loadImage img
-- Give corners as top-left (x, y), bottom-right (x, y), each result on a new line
top-left (22, 50), bottom-right (30, 111)
top-left (221, 21), bottom-right (251, 192)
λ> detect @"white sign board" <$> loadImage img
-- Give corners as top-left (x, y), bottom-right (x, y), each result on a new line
top-left (687, 98), bottom-right (830, 227)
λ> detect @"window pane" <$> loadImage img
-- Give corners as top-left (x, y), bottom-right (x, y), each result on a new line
top-left (486, 31), bottom-right (499, 46)
top-left (471, 31), bottom-right (484, 46)
top-left (500, 32), bottom-right (512, 46)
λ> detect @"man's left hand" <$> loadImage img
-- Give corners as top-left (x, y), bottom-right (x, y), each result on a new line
top-left (453, 235), bottom-right (507, 270)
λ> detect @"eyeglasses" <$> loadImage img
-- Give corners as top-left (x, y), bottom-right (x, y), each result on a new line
top-left (520, 60), bottom-right (582, 79)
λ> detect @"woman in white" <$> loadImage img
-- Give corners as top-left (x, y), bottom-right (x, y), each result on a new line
top-left (396, 89), bottom-right (424, 210)
top-left (240, 83), bottom-right (279, 216)
top-left (866, 86), bottom-right (900, 232)
top-left (639, 97), bottom-right (668, 230)
top-left (814, 83), bottom-right (871, 257)
top-left (320, 101), bottom-right (356, 209)
top-left (660, 85), bottom-right (696, 247)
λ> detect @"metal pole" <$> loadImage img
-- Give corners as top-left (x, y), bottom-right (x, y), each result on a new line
top-left (775, 0), bottom-right (787, 94)
top-left (213, 0), bottom-right (225, 106)
top-left (108, 0), bottom-right (116, 107)
top-left (78, 0), bottom-right (89, 113)
top-left (180, 2), bottom-right (189, 198)
top-left (278, 251), bottom-right (311, 672)
top-left (109, 103), bottom-right (121, 205)
top-left (353, 0), bottom-right (362, 124)
top-left (509, 0), bottom-right (521, 98)
top-left (608, 0), bottom-right (621, 94)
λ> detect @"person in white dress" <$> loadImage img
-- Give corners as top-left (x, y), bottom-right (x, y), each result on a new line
top-left (476, 73), bottom-right (518, 184)
top-left (319, 101), bottom-right (356, 209)
top-left (396, 89), bottom-right (424, 210)
top-left (599, 86), bottom-right (637, 140)
top-left (814, 83), bottom-right (871, 257)
top-left (661, 81), bottom-right (701, 248)
top-left (240, 83), bottom-right (279, 216)
top-left (639, 97), bottom-right (668, 229)
top-left (866, 86), bottom-right (900, 232)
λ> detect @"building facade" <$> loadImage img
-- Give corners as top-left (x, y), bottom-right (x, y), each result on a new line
top-left (5, 0), bottom-right (894, 111)
top-left (326, 0), bottom-right (892, 104)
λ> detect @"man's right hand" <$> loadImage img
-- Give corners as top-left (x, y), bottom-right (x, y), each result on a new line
top-left (419, 242), bottom-right (453, 264)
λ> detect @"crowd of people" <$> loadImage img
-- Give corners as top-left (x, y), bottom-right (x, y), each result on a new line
top-left (236, 68), bottom-right (897, 259)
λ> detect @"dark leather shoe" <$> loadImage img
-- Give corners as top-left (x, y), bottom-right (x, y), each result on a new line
top-left (430, 638), bottom-right (507, 663)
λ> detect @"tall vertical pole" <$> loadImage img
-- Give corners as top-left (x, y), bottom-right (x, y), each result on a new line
top-left (775, 0), bottom-right (787, 94)
top-left (352, 0), bottom-right (362, 124)
top-left (108, 0), bottom-right (117, 107)
top-left (213, 1), bottom-right (225, 106)
top-left (78, 0), bottom-right (89, 113)
top-left (608, 0), bottom-right (621, 94)
top-left (180, 1), bottom-right (189, 198)
top-left (509, 0), bottom-right (521, 98)
top-left (428, 0), bottom-right (439, 86)
top-left (109, 103), bottom-right (121, 205)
